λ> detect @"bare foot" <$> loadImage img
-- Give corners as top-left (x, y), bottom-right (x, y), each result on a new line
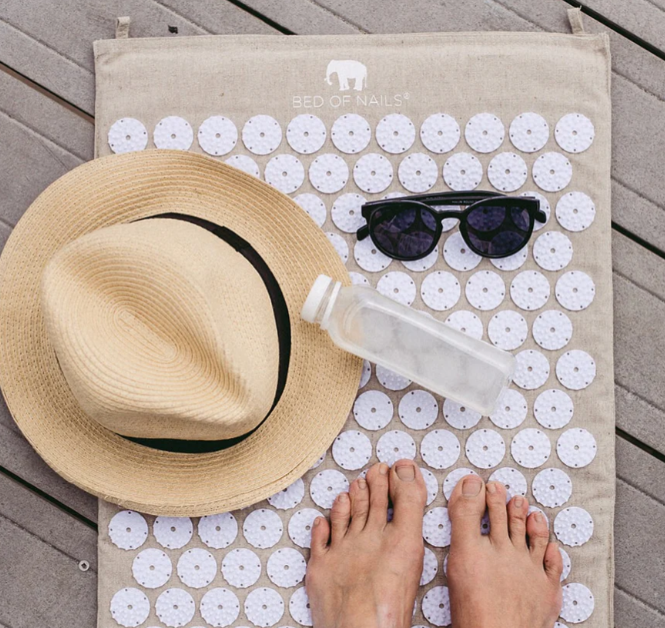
top-left (306, 460), bottom-right (427, 628)
top-left (447, 476), bottom-right (563, 628)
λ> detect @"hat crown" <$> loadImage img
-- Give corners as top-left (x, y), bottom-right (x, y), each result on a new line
top-left (41, 218), bottom-right (279, 441)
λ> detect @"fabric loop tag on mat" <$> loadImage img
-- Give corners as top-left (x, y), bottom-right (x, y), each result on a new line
top-left (115, 16), bottom-right (131, 39)
top-left (567, 8), bottom-right (586, 35)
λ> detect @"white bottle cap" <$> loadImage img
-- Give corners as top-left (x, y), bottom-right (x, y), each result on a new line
top-left (301, 274), bottom-right (333, 323)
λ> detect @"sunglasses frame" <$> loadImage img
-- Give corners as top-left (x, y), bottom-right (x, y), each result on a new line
top-left (356, 191), bottom-right (546, 261)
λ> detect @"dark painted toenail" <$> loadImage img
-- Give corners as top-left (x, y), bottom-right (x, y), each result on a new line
top-left (462, 476), bottom-right (483, 496)
top-left (395, 463), bottom-right (416, 482)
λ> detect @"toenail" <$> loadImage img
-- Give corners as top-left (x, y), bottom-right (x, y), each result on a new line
top-left (379, 463), bottom-right (389, 476)
top-left (462, 476), bottom-right (483, 496)
top-left (535, 512), bottom-right (543, 523)
top-left (514, 496), bottom-right (524, 508)
top-left (486, 482), bottom-right (497, 494)
top-left (395, 463), bottom-right (416, 482)
top-left (358, 478), bottom-right (367, 490)
top-left (337, 492), bottom-right (349, 503)
top-left (313, 517), bottom-right (322, 527)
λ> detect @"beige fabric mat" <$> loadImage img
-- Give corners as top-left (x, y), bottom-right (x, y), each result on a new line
top-left (94, 24), bottom-right (614, 628)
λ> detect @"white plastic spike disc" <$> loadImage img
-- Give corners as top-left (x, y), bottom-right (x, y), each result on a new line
top-left (421, 271), bottom-right (461, 311)
top-left (509, 112), bottom-right (549, 153)
top-left (554, 507), bottom-right (594, 547)
top-left (398, 389), bottom-right (439, 430)
top-left (108, 118), bottom-right (148, 154)
top-left (445, 310), bottom-right (484, 340)
top-left (421, 467), bottom-right (439, 505)
top-left (510, 270), bottom-right (551, 311)
top-left (556, 191), bottom-right (596, 232)
top-left (555, 271), bottom-right (595, 311)
top-left (198, 116), bottom-right (237, 156)
top-left (325, 232), bottom-right (348, 263)
top-left (443, 153), bottom-right (483, 191)
top-left (421, 113), bottom-right (460, 153)
top-left (465, 113), bottom-right (505, 153)
top-left (402, 246), bottom-right (439, 272)
top-left (309, 154), bottom-right (349, 194)
top-left (377, 271), bottom-right (416, 306)
top-left (487, 152), bottom-right (528, 192)
top-left (331, 113), bottom-right (371, 154)
top-left (422, 507), bottom-right (452, 547)
top-left (510, 428), bottom-right (551, 468)
top-left (353, 390), bottom-right (393, 430)
top-left (420, 429), bottom-right (461, 470)
top-left (221, 548), bottom-right (262, 589)
top-left (376, 113), bottom-right (416, 154)
top-left (332, 430), bottom-right (373, 470)
top-left (465, 270), bottom-right (505, 311)
top-left (555, 113), bottom-right (595, 154)
top-left (288, 509), bottom-right (323, 549)
top-left (422, 585), bottom-right (452, 626)
top-left (225, 154), bottom-right (260, 178)
top-left (353, 236), bottom-right (393, 273)
top-left (310, 470), bottom-right (350, 509)
top-left (268, 479), bottom-right (306, 511)
top-left (442, 399), bottom-right (482, 430)
top-left (264, 154), bottom-right (305, 194)
top-left (465, 429), bottom-right (506, 469)
top-left (154, 116), bottom-right (194, 150)
top-left (560, 548), bottom-right (572, 581)
top-left (376, 365), bottom-right (411, 391)
top-left (489, 467), bottom-right (528, 503)
top-left (398, 152), bottom-right (438, 193)
top-left (243, 509), bottom-right (283, 549)
top-left (520, 191), bottom-right (550, 231)
top-left (532, 467), bottom-right (573, 508)
top-left (443, 468), bottom-right (479, 500)
top-left (110, 588), bottom-right (150, 627)
top-left (489, 388), bottom-right (528, 430)
top-left (200, 588), bottom-right (241, 627)
top-left (532, 310), bottom-right (573, 351)
top-left (108, 510), bottom-right (148, 550)
top-left (267, 548), bottom-right (307, 589)
top-left (198, 513), bottom-right (238, 549)
top-left (532, 152), bottom-right (573, 193)
top-left (153, 516), bottom-right (193, 550)
top-left (354, 153), bottom-right (394, 194)
top-left (289, 586), bottom-right (313, 626)
top-left (242, 115), bottom-right (282, 155)
top-left (420, 547), bottom-right (439, 586)
top-left (376, 430), bottom-right (417, 466)
top-left (534, 389), bottom-right (574, 430)
top-left (556, 350), bottom-right (596, 390)
top-left (155, 588), bottom-right (195, 627)
top-left (533, 231), bottom-right (573, 272)
top-left (557, 428), bottom-right (597, 468)
top-left (513, 349), bottom-right (550, 390)
top-left (177, 548), bottom-right (217, 589)
top-left (286, 114), bottom-right (326, 154)
top-left (331, 193), bottom-right (366, 233)
top-left (490, 245), bottom-right (528, 271)
top-left (487, 310), bottom-right (528, 351)
top-left (244, 587), bottom-right (285, 627)
top-left (443, 231), bottom-right (482, 272)
top-left (560, 583), bottom-right (595, 623)
top-left (132, 548), bottom-right (172, 588)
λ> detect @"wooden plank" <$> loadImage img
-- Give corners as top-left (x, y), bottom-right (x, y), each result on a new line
top-left (615, 586), bottom-right (665, 628)
top-left (1, 0), bottom-right (276, 113)
top-left (0, 515), bottom-right (96, 628)
top-left (615, 435), bottom-right (665, 620)
top-left (580, 0), bottom-right (665, 52)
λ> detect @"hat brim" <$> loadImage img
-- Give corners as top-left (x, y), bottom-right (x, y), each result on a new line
top-left (0, 150), bottom-right (361, 516)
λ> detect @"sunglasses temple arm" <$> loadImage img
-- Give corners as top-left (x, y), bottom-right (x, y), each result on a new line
top-left (356, 225), bottom-right (370, 240)
top-left (536, 208), bottom-right (547, 223)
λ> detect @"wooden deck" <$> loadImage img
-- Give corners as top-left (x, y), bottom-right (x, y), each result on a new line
top-left (1, 1), bottom-right (665, 626)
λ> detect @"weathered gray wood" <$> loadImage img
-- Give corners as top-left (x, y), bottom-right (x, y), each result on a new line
top-left (232, 0), bottom-right (361, 34)
top-left (1, 0), bottom-right (276, 113)
top-left (0, 515), bottom-right (96, 628)
top-left (615, 435), bottom-right (665, 619)
top-left (615, 384), bottom-right (665, 462)
top-left (0, 472), bottom-right (97, 568)
top-left (615, 586), bottom-right (665, 628)
top-left (580, 0), bottom-right (665, 51)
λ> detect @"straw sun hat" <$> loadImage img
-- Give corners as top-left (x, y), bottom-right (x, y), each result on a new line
top-left (0, 150), bottom-right (361, 516)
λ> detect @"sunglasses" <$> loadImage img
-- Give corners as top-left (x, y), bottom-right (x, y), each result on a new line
top-left (356, 191), bottom-right (547, 261)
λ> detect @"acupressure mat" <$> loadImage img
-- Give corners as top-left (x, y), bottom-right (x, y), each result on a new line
top-left (94, 28), bottom-right (614, 628)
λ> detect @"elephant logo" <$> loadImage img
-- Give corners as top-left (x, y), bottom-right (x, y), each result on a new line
top-left (325, 60), bottom-right (367, 92)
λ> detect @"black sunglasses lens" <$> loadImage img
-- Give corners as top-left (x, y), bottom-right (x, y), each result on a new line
top-left (371, 203), bottom-right (438, 259)
top-left (465, 204), bottom-right (531, 256)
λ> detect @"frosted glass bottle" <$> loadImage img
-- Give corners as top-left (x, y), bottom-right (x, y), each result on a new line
top-left (301, 275), bottom-right (515, 415)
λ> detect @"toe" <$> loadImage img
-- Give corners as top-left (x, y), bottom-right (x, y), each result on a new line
top-left (449, 475), bottom-right (486, 546)
top-left (486, 482), bottom-right (510, 545)
top-left (365, 462), bottom-right (390, 529)
top-left (310, 516), bottom-right (330, 557)
top-left (544, 542), bottom-right (564, 583)
top-left (389, 460), bottom-right (427, 534)
top-left (329, 492), bottom-right (351, 544)
top-left (527, 509), bottom-right (550, 563)
top-left (348, 478), bottom-right (370, 533)
top-left (507, 495), bottom-right (528, 547)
